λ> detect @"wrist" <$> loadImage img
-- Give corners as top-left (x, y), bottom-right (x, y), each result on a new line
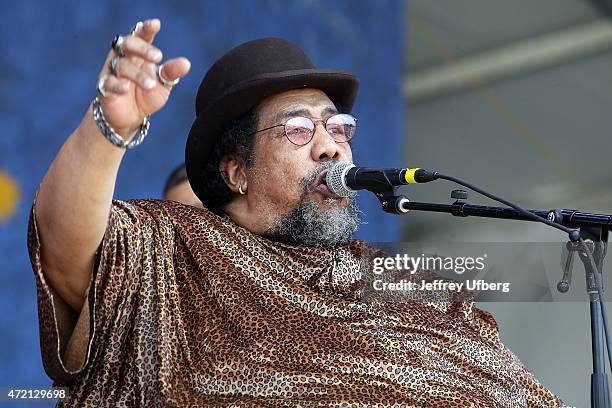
top-left (91, 97), bottom-right (150, 149)
top-left (72, 109), bottom-right (126, 163)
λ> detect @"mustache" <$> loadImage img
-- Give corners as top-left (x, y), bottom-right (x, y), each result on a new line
top-left (300, 160), bottom-right (340, 194)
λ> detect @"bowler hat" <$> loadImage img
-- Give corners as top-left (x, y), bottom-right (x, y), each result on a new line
top-left (185, 37), bottom-right (359, 203)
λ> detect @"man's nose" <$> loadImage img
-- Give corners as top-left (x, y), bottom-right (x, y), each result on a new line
top-left (310, 124), bottom-right (341, 161)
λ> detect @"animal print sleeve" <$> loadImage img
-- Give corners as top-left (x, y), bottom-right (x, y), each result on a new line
top-left (27, 198), bottom-right (172, 385)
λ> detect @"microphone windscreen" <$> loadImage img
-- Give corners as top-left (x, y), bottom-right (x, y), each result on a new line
top-left (326, 161), bottom-right (356, 198)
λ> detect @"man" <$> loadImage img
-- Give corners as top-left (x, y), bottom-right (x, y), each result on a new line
top-left (29, 19), bottom-right (566, 407)
top-left (163, 163), bottom-right (202, 208)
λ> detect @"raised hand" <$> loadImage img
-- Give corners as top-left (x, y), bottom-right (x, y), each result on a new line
top-left (96, 19), bottom-right (191, 137)
top-left (34, 19), bottom-right (191, 311)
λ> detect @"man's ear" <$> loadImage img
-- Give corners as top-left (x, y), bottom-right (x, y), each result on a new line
top-left (219, 155), bottom-right (248, 194)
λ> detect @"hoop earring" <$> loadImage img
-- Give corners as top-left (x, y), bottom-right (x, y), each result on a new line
top-left (238, 185), bottom-right (245, 195)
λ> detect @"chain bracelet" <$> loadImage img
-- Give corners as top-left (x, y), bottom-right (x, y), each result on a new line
top-left (92, 97), bottom-right (150, 149)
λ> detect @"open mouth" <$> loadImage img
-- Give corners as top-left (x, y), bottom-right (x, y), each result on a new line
top-left (311, 170), bottom-right (328, 189)
top-left (319, 173), bottom-right (328, 187)
top-left (312, 170), bottom-right (341, 199)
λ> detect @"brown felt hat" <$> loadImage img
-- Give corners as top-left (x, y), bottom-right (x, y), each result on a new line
top-left (185, 37), bottom-right (359, 203)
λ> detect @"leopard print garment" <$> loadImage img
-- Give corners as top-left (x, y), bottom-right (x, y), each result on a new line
top-left (27, 199), bottom-right (568, 407)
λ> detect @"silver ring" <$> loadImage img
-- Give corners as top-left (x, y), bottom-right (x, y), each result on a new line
top-left (111, 35), bottom-right (126, 57)
top-left (130, 21), bottom-right (144, 35)
top-left (96, 75), bottom-right (110, 97)
top-left (156, 64), bottom-right (179, 87)
top-left (108, 57), bottom-right (120, 76)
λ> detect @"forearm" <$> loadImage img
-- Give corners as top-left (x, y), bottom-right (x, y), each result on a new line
top-left (36, 104), bottom-right (127, 310)
top-left (30, 19), bottom-right (189, 311)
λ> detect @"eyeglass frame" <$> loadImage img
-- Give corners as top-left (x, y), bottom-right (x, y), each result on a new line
top-left (246, 113), bottom-right (358, 146)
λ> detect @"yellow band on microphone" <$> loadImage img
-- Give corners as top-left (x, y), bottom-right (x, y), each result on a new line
top-left (404, 168), bottom-right (421, 184)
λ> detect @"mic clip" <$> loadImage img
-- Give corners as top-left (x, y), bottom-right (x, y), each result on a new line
top-left (374, 188), bottom-right (410, 215)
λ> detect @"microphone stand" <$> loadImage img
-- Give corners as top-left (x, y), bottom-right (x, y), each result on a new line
top-left (373, 187), bottom-right (611, 407)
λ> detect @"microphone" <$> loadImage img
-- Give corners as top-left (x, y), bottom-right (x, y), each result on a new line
top-left (325, 161), bottom-right (439, 197)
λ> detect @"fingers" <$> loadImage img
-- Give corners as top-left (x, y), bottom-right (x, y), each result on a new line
top-left (95, 18), bottom-right (190, 99)
top-left (122, 35), bottom-right (163, 64)
top-left (159, 57), bottom-right (192, 83)
top-left (113, 58), bottom-right (158, 90)
top-left (99, 75), bottom-right (131, 96)
top-left (103, 57), bottom-right (190, 94)
top-left (134, 18), bottom-right (160, 44)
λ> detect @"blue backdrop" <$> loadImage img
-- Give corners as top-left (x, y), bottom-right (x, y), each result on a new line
top-left (0, 0), bottom-right (402, 401)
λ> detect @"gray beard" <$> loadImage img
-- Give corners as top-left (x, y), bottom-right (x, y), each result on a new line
top-left (263, 161), bottom-right (362, 248)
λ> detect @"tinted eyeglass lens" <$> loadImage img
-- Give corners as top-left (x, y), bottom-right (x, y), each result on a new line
top-left (326, 114), bottom-right (356, 142)
top-left (284, 117), bottom-right (315, 145)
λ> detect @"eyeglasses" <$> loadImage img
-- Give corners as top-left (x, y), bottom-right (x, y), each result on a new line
top-left (248, 113), bottom-right (357, 146)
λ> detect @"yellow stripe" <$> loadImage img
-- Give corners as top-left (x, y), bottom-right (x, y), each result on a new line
top-left (404, 168), bottom-right (421, 184)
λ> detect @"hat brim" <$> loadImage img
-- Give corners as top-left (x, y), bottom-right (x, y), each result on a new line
top-left (185, 68), bottom-right (359, 204)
